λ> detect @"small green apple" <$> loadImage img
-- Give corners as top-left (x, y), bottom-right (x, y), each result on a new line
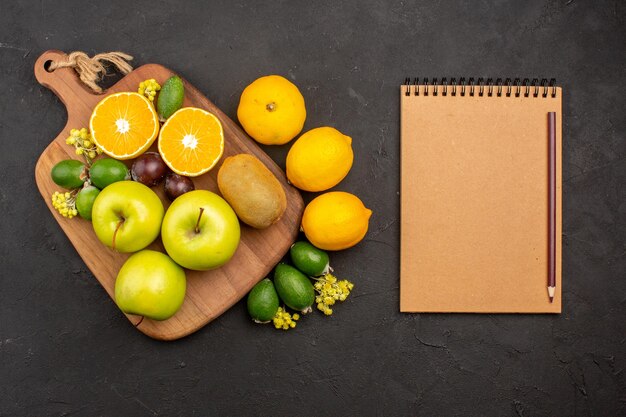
top-left (115, 250), bottom-right (186, 321)
top-left (161, 190), bottom-right (240, 270)
top-left (91, 181), bottom-right (164, 253)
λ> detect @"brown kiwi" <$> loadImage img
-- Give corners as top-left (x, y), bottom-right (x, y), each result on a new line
top-left (217, 154), bottom-right (287, 229)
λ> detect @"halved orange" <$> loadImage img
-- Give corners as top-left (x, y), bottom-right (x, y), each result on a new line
top-left (89, 92), bottom-right (159, 160)
top-left (158, 107), bottom-right (224, 177)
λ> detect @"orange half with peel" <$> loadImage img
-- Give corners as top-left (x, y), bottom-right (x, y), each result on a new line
top-left (158, 107), bottom-right (224, 177)
top-left (89, 92), bottom-right (159, 160)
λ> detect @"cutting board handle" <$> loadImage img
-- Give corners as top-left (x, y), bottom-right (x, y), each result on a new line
top-left (34, 50), bottom-right (104, 120)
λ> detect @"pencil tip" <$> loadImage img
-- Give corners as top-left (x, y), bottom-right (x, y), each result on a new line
top-left (549, 296), bottom-right (554, 303)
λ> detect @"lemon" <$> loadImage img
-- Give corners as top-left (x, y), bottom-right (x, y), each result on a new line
top-left (237, 75), bottom-right (306, 145)
top-left (301, 192), bottom-right (372, 251)
top-left (286, 127), bottom-right (353, 192)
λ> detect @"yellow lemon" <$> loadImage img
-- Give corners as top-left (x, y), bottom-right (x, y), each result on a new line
top-left (301, 192), bottom-right (372, 251)
top-left (237, 75), bottom-right (306, 145)
top-left (286, 127), bottom-right (353, 192)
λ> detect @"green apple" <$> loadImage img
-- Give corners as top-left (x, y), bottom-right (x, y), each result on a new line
top-left (115, 250), bottom-right (186, 321)
top-left (91, 181), bottom-right (164, 253)
top-left (161, 190), bottom-right (240, 270)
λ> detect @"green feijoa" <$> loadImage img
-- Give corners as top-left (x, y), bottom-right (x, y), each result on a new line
top-left (75, 186), bottom-right (100, 221)
top-left (273, 263), bottom-right (315, 314)
top-left (51, 159), bottom-right (87, 189)
top-left (290, 241), bottom-right (330, 276)
top-left (89, 158), bottom-right (130, 189)
top-left (157, 75), bottom-right (184, 121)
top-left (247, 278), bottom-right (280, 323)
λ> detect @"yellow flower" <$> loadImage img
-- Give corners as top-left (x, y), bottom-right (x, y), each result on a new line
top-left (313, 273), bottom-right (354, 316)
top-left (272, 306), bottom-right (299, 331)
top-left (138, 78), bottom-right (161, 101)
top-left (51, 189), bottom-right (77, 220)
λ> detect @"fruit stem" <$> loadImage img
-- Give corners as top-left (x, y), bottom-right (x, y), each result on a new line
top-left (194, 207), bottom-right (205, 234)
top-left (266, 102), bottom-right (276, 112)
top-left (112, 217), bottom-right (125, 251)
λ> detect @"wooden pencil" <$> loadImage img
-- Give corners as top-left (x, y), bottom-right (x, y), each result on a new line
top-left (548, 112), bottom-right (557, 302)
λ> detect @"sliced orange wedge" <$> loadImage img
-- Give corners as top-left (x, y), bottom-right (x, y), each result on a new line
top-left (89, 92), bottom-right (159, 160)
top-left (158, 107), bottom-right (224, 177)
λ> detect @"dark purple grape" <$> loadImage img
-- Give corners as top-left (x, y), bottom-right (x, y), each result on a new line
top-left (131, 152), bottom-right (168, 186)
top-left (165, 173), bottom-right (195, 201)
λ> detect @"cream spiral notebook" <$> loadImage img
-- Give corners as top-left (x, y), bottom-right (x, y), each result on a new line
top-left (400, 78), bottom-right (562, 313)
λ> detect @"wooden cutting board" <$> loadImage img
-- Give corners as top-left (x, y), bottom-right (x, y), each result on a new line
top-left (34, 50), bottom-right (304, 340)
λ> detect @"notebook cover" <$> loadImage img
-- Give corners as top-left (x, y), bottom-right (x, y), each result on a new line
top-left (400, 86), bottom-right (562, 313)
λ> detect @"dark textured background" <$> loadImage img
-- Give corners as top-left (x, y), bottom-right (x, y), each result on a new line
top-left (1, 1), bottom-right (624, 416)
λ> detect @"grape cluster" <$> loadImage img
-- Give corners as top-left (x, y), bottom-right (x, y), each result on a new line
top-left (272, 307), bottom-right (300, 330)
top-left (138, 79), bottom-right (161, 101)
top-left (51, 191), bottom-right (78, 218)
top-left (314, 274), bottom-right (354, 316)
top-left (66, 128), bottom-right (103, 163)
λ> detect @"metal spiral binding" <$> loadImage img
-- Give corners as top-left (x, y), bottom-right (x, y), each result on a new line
top-left (404, 78), bottom-right (557, 98)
